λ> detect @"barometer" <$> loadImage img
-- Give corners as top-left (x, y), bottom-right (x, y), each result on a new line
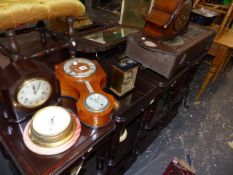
top-left (55, 58), bottom-right (116, 128)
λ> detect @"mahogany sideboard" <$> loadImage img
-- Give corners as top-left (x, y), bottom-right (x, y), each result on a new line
top-left (0, 23), bottom-right (213, 175)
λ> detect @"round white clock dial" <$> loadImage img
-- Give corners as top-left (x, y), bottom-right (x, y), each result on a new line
top-left (17, 78), bottom-right (52, 108)
top-left (31, 106), bottom-right (71, 136)
top-left (85, 93), bottom-right (109, 112)
top-left (63, 58), bottom-right (96, 78)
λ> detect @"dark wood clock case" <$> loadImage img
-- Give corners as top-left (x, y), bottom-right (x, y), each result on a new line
top-left (126, 24), bottom-right (215, 79)
top-left (0, 59), bottom-right (61, 123)
top-left (143, 0), bottom-right (193, 39)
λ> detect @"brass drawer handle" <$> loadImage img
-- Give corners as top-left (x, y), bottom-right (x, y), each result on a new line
top-left (70, 161), bottom-right (83, 175)
top-left (119, 129), bottom-right (128, 143)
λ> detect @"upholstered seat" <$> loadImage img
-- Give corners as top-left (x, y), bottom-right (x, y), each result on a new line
top-left (0, 0), bottom-right (85, 30)
top-left (0, 0), bottom-right (85, 61)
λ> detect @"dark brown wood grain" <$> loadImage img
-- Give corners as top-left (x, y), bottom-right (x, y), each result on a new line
top-left (144, 0), bottom-right (192, 39)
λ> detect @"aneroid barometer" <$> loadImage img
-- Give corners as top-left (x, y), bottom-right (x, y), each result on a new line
top-left (55, 58), bottom-right (116, 128)
top-left (23, 106), bottom-right (81, 155)
top-left (0, 59), bottom-right (61, 123)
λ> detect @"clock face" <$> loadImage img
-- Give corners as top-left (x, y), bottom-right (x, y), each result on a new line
top-left (31, 106), bottom-right (71, 137)
top-left (16, 78), bottom-right (52, 108)
top-left (85, 93), bottom-right (109, 112)
top-left (174, 0), bottom-right (192, 32)
top-left (63, 58), bottom-right (96, 78)
top-left (123, 70), bottom-right (134, 89)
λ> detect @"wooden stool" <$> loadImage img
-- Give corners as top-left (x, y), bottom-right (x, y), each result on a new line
top-left (0, 0), bottom-right (85, 62)
top-left (195, 2), bottom-right (233, 101)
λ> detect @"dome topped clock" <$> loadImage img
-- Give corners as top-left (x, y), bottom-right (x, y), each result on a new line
top-left (0, 59), bottom-right (61, 123)
top-left (144, 0), bottom-right (192, 39)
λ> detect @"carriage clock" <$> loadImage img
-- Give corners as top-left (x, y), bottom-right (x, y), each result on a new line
top-left (55, 58), bottom-right (116, 129)
top-left (144, 0), bottom-right (193, 39)
top-left (0, 59), bottom-right (61, 123)
top-left (110, 57), bottom-right (139, 97)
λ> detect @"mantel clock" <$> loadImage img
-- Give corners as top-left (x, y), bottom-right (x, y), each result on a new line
top-left (144, 0), bottom-right (193, 39)
top-left (0, 59), bottom-right (61, 123)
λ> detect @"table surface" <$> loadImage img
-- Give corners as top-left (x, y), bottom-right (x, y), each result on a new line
top-left (0, 32), bottom-right (165, 175)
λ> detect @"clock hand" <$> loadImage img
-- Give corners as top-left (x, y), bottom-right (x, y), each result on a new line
top-left (35, 82), bottom-right (41, 94)
top-left (32, 84), bottom-right (36, 95)
top-left (49, 116), bottom-right (55, 131)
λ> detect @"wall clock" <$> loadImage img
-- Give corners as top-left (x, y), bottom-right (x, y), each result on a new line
top-left (143, 0), bottom-right (193, 39)
top-left (55, 58), bottom-right (116, 128)
top-left (0, 59), bottom-right (61, 123)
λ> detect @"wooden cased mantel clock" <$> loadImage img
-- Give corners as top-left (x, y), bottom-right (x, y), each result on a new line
top-left (0, 59), bottom-right (61, 124)
top-left (144, 0), bottom-right (193, 39)
top-left (55, 58), bottom-right (116, 129)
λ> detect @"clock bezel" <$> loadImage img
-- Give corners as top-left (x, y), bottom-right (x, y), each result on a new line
top-left (28, 106), bottom-right (76, 148)
top-left (15, 77), bottom-right (53, 109)
top-left (84, 93), bottom-right (110, 113)
top-left (63, 58), bottom-right (97, 78)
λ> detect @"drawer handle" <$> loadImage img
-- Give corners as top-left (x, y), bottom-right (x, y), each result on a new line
top-left (119, 129), bottom-right (128, 143)
top-left (70, 161), bottom-right (83, 175)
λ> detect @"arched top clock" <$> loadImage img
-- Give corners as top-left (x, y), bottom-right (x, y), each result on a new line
top-left (144, 0), bottom-right (193, 39)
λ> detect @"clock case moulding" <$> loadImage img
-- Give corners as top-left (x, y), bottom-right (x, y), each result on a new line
top-left (0, 59), bottom-right (61, 124)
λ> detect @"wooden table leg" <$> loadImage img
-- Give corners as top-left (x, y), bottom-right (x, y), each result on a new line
top-left (38, 21), bottom-right (48, 53)
top-left (195, 45), bottom-right (228, 100)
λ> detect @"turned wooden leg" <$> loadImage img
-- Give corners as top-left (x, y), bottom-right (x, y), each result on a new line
top-left (66, 16), bottom-right (76, 58)
top-left (195, 45), bottom-right (227, 101)
top-left (38, 21), bottom-right (48, 52)
top-left (96, 146), bottom-right (107, 175)
top-left (5, 29), bottom-right (22, 62)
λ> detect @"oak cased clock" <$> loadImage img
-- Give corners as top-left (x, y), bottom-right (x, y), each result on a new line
top-left (0, 59), bottom-right (61, 123)
top-left (143, 0), bottom-right (192, 39)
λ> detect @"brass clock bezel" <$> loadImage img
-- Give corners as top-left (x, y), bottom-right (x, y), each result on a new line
top-left (15, 77), bottom-right (52, 109)
top-left (28, 106), bottom-right (76, 148)
top-left (84, 93), bottom-right (110, 113)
